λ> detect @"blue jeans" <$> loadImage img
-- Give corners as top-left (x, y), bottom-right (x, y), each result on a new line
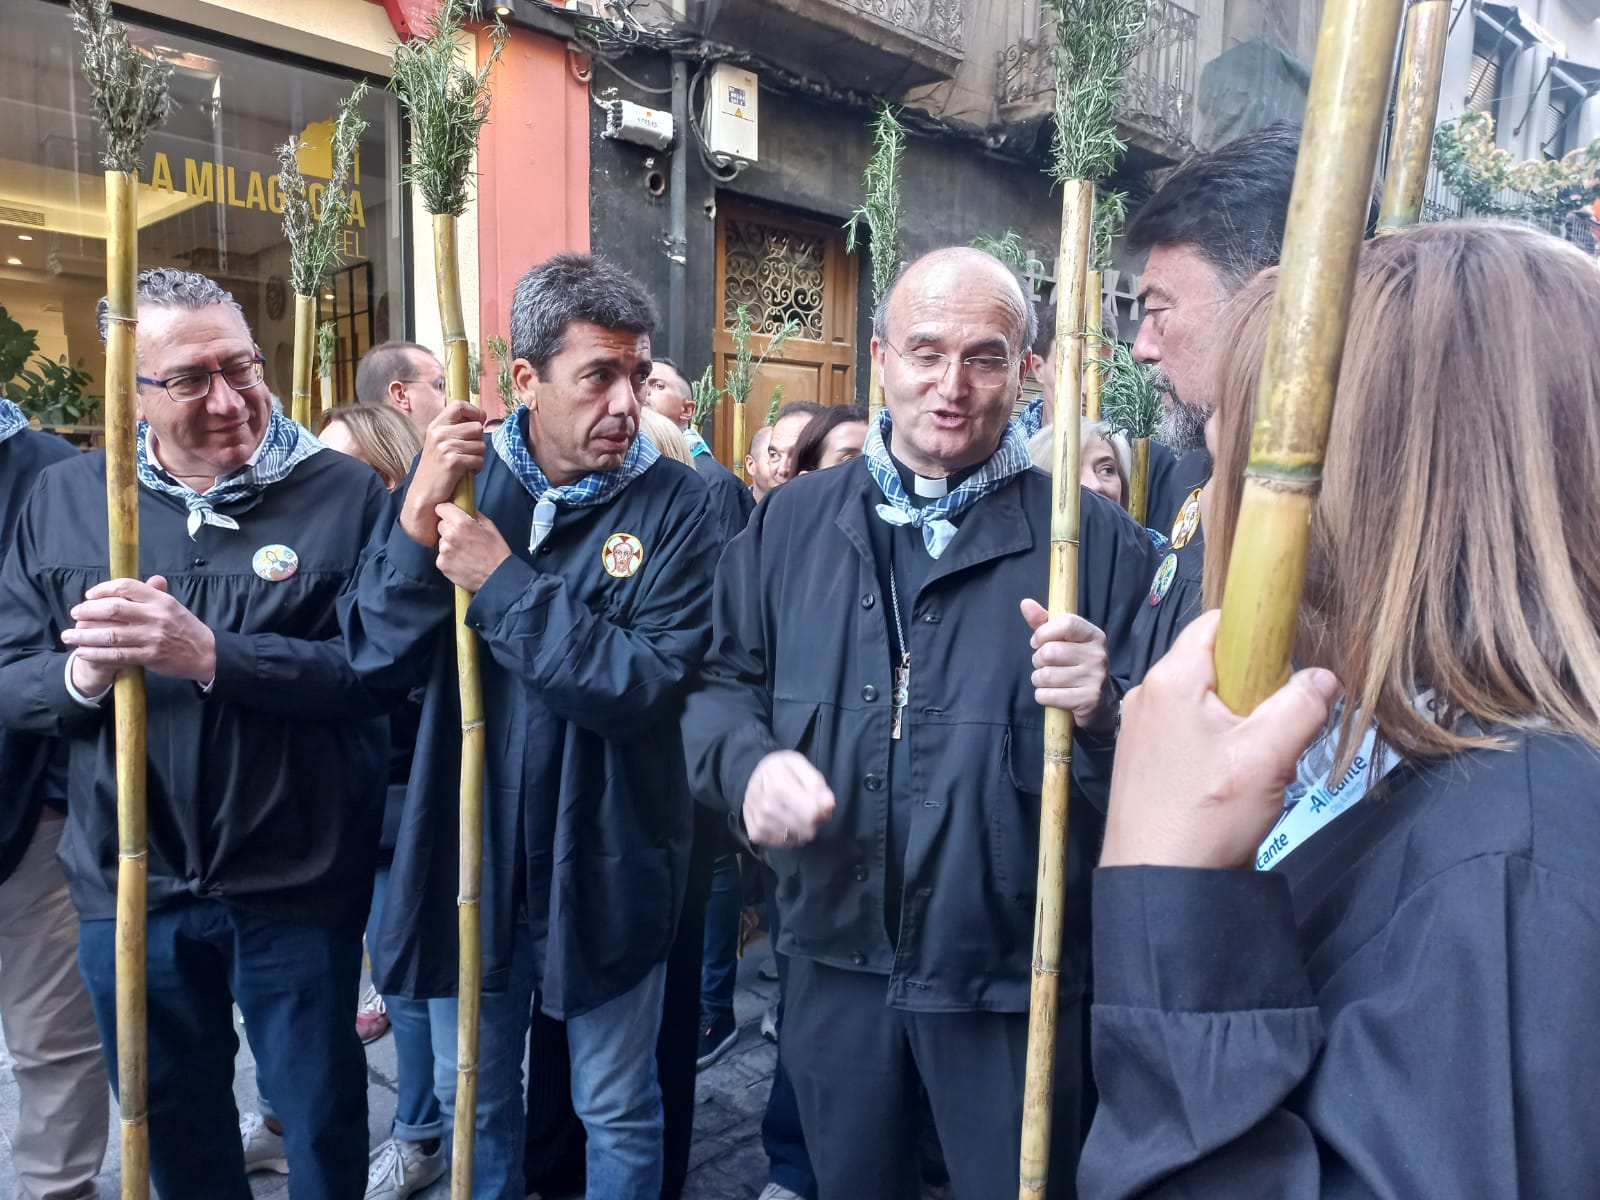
top-left (368, 865), bottom-right (447, 1143)
top-left (78, 901), bottom-right (367, 1200)
top-left (699, 853), bottom-right (740, 1017)
top-left (434, 921), bottom-right (669, 1200)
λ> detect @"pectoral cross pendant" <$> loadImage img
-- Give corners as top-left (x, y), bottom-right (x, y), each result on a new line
top-left (891, 654), bottom-right (911, 741)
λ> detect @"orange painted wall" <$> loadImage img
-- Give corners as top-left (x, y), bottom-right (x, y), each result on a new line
top-left (474, 26), bottom-right (590, 415)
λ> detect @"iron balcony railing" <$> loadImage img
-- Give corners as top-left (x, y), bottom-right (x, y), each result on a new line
top-left (998, 0), bottom-right (1198, 153)
top-left (835, 0), bottom-right (965, 55)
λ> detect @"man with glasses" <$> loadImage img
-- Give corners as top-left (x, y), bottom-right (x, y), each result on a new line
top-left (356, 339), bottom-right (449, 434)
top-left (0, 267), bottom-right (393, 1199)
top-left (684, 246), bottom-right (1159, 1198)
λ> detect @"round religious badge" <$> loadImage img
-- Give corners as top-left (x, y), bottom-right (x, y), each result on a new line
top-left (1147, 552), bottom-right (1178, 607)
top-left (252, 544), bottom-right (299, 582)
top-left (602, 532), bottom-right (644, 579)
top-left (1169, 488), bottom-right (1203, 550)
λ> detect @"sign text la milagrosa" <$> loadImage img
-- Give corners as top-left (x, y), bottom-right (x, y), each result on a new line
top-left (140, 152), bottom-right (368, 230)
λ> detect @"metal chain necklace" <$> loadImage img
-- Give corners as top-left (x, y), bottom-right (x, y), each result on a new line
top-left (889, 567), bottom-right (911, 740)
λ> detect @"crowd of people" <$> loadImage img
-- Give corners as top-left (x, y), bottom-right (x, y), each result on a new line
top-left (1, 117), bottom-right (1598, 1200)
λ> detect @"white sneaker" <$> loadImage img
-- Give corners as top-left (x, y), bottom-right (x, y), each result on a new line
top-left (365, 1137), bottom-right (446, 1200)
top-left (758, 1185), bottom-right (806, 1200)
top-left (240, 1111), bottom-right (289, 1174)
top-left (760, 1003), bottom-right (779, 1043)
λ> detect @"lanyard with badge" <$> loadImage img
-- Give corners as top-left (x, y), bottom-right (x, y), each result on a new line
top-left (1254, 691), bottom-right (1443, 871)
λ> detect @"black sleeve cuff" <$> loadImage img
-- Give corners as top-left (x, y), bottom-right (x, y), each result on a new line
top-left (384, 519), bottom-right (445, 586)
top-left (1093, 866), bottom-right (1315, 1012)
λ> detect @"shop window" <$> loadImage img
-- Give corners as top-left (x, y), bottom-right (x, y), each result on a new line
top-left (0, 0), bottom-right (404, 433)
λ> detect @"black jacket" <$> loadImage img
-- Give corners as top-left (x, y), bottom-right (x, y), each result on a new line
top-left (1125, 540), bottom-right (1203, 686)
top-left (683, 457), bottom-right (1159, 1012)
top-left (1081, 733), bottom-right (1600, 1198)
top-left (1144, 443), bottom-right (1208, 537)
top-left (0, 448), bottom-right (392, 924)
top-left (0, 428), bottom-right (79, 884)
top-left (694, 451), bottom-right (756, 545)
top-left (342, 433), bottom-right (719, 1017)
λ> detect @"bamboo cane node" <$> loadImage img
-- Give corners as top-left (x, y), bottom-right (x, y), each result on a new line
top-left (1044, 748), bottom-right (1073, 765)
top-left (106, 315), bottom-right (138, 329)
top-left (1245, 468), bottom-right (1321, 496)
top-left (461, 717), bottom-right (486, 733)
top-left (1032, 963), bottom-right (1061, 978)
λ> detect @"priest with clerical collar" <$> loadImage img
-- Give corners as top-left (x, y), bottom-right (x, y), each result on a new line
top-left (684, 246), bottom-right (1160, 1199)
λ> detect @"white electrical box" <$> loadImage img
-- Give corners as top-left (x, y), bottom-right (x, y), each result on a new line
top-left (603, 98), bottom-right (675, 151)
top-left (704, 64), bottom-right (759, 164)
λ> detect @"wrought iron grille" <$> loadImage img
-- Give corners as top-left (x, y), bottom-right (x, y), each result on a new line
top-left (998, 0), bottom-right (1198, 152)
top-left (831, 0), bottom-right (965, 54)
top-left (723, 218), bottom-right (828, 339)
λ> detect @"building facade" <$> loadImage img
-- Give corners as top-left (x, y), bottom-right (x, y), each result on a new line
top-left (1, 0), bottom-right (588, 431)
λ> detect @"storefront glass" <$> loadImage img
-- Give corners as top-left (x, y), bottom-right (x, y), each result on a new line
top-left (1, 0), bottom-right (404, 429)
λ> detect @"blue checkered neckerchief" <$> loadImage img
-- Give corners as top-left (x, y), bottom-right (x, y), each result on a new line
top-left (683, 427), bottom-right (712, 458)
top-left (493, 406), bottom-right (660, 552)
top-left (0, 397), bottom-right (29, 446)
top-left (137, 409), bottom-right (324, 539)
top-left (864, 409), bottom-right (1034, 559)
top-left (1018, 394), bottom-right (1045, 438)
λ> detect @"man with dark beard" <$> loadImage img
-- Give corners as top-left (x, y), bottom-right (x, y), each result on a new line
top-left (1127, 122), bottom-right (1300, 538)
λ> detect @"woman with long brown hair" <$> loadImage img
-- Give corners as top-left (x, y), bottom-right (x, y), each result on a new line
top-left (1079, 222), bottom-right (1600, 1196)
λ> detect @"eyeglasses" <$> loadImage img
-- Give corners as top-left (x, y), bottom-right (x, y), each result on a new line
top-left (401, 377), bottom-right (447, 392)
top-left (886, 342), bottom-right (1018, 389)
top-left (137, 356), bottom-right (265, 403)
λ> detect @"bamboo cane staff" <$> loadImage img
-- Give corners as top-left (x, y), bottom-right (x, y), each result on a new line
top-left (68, 5), bottom-right (169, 1196)
top-left (1084, 270), bottom-right (1103, 420)
top-left (1378, 0), bottom-right (1449, 230)
top-left (1021, 2), bottom-right (1146, 1194)
top-left (389, 6), bottom-right (504, 1191)
top-left (847, 104), bottom-right (906, 420)
top-left (1214, 0), bottom-right (1404, 713)
top-left (1100, 341), bottom-right (1160, 525)
top-left (317, 320), bottom-right (338, 412)
top-left (1083, 189), bottom-right (1125, 425)
top-left (277, 85), bottom-right (368, 428)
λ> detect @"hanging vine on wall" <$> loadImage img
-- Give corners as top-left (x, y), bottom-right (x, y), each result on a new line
top-left (1433, 111), bottom-right (1600, 220)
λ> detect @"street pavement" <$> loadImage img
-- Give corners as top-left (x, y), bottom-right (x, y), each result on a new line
top-left (0, 940), bottom-right (796, 1200)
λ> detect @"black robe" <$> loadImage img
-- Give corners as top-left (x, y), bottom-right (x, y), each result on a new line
top-left (0, 448), bottom-right (392, 924)
top-left (341, 431), bottom-right (719, 1017)
top-left (694, 451), bottom-right (756, 545)
top-left (1081, 732), bottom-right (1600, 1197)
top-left (1124, 539), bottom-right (1204, 686)
top-left (1144, 443), bottom-right (1209, 537)
top-left (0, 427), bottom-right (79, 884)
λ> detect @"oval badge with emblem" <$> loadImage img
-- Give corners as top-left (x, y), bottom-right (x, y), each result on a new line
top-left (1147, 552), bottom-right (1178, 607)
top-left (252, 544), bottom-right (299, 582)
top-left (1169, 488), bottom-right (1203, 551)
top-left (602, 532), bottom-right (644, 579)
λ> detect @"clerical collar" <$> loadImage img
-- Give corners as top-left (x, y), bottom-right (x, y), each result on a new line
top-left (885, 428), bottom-right (977, 507)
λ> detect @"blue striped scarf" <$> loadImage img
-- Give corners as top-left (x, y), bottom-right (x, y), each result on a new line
top-left (492, 407), bottom-right (659, 552)
top-left (137, 409), bottom-right (323, 538)
top-left (864, 409), bottom-right (1034, 558)
top-left (0, 397), bottom-right (29, 446)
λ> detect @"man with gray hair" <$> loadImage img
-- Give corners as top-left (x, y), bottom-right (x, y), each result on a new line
top-left (344, 252), bottom-right (719, 1199)
top-left (0, 267), bottom-right (393, 1198)
top-left (684, 246), bottom-right (1159, 1197)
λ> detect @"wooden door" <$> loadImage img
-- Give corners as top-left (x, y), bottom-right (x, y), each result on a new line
top-left (711, 198), bottom-right (860, 466)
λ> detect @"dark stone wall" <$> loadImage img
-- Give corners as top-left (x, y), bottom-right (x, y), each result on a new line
top-left (588, 52), bottom-right (1064, 416)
